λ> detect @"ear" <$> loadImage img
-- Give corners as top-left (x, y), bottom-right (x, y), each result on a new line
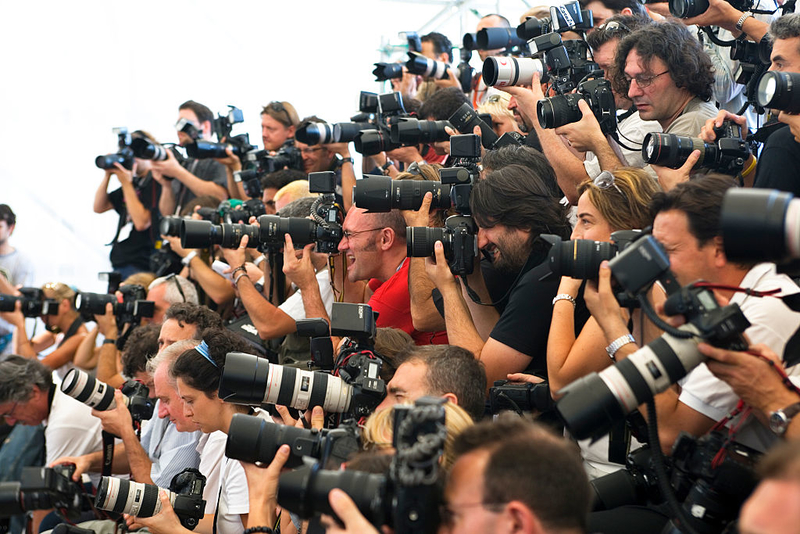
top-left (287, 125), bottom-right (297, 138)
top-left (712, 236), bottom-right (727, 267)
top-left (442, 392), bottom-right (458, 405)
top-left (621, 7), bottom-right (633, 14)
top-left (379, 228), bottom-right (395, 251)
top-left (505, 501), bottom-right (545, 534)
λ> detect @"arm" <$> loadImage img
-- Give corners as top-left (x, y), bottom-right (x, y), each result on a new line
top-left (163, 235), bottom-right (234, 305)
top-left (460, 263), bottom-right (500, 340)
top-left (156, 172), bottom-right (177, 216)
top-left (683, 0), bottom-right (769, 42)
top-left (39, 331), bottom-right (87, 370)
top-left (283, 236), bottom-right (332, 324)
top-left (328, 143), bottom-right (356, 213)
top-left (113, 163), bottom-right (152, 231)
top-left (94, 303), bottom-right (125, 387)
top-left (73, 325), bottom-right (100, 370)
top-left (93, 391), bottom-right (154, 483)
top-left (215, 148), bottom-right (247, 200)
top-left (94, 171), bottom-right (115, 213)
top-left (51, 444), bottom-right (131, 480)
top-left (555, 99), bottom-right (624, 173)
top-left (151, 150), bottom-right (228, 201)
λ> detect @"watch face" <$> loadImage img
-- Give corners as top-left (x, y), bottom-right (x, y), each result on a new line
top-left (770, 411), bottom-right (788, 435)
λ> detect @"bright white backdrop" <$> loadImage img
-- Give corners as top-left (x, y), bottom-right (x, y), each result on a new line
top-left (0, 0), bottom-right (535, 293)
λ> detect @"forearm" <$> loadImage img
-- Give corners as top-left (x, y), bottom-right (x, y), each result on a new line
top-left (460, 272), bottom-right (500, 340)
top-left (123, 431), bottom-right (154, 484)
top-left (186, 256), bottom-right (235, 304)
top-left (119, 180), bottom-right (152, 231)
top-left (238, 278), bottom-right (295, 339)
top-left (546, 301), bottom-right (579, 392)
top-left (439, 283), bottom-right (486, 358)
top-left (14, 327), bottom-right (37, 358)
top-left (94, 177), bottom-right (113, 213)
top-left (40, 335), bottom-right (84, 369)
top-left (299, 281), bottom-right (331, 325)
top-left (226, 167), bottom-right (247, 200)
top-left (533, 125), bottom-right (589, 204)
top-left (408, 258), bottom-right (446, 332)
top-left (175, 167), bottom-right (227, 200)
top-left (73, 327), bottom-right (100, 370)
top-left (593, 137), bottom-right (625, 172)
top-left (96, 343), bottom-right (125, 388)
top-left (340, 161), bottom-right (356, 213)
top-left (159, 185), bottom-right (177, 216)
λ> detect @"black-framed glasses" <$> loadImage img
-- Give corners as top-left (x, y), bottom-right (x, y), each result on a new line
top-left (623, 70), bottom-right (669, 89)
top-left (268, 101), bottom-right (292, 126)
top-left (341, 228), bottom-right (384, 241)
top-left (164, 273), bottom-right (186, 303)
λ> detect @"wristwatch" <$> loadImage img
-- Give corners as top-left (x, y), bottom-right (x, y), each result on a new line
top-left (606, 334), bottom-right (636, 361)
top-left (769, 402), bottom-right (800, 436)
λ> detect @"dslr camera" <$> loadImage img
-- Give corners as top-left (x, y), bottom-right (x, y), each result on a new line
top-left (75, 284), bottom-right (155, 329)
top-left (61, 368), bottom-right (155, 423)
top-left (95, 127), bottom-right (135, 170)
top-left (0, 287), bottom-right (58, 317)
top-left (0, 465), bottom-right (85, 521)
top-left (537, 77), bottom-right (617, 135)
top-left (354, 92), bottom-right (408, 156)
top-left (95, 468), bottom-right (206, 530)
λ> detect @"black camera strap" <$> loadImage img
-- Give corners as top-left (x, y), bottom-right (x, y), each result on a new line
top-left (101, 430), bottom-right (115, 477)
top-left (58, 317), bottom-right (85, 348)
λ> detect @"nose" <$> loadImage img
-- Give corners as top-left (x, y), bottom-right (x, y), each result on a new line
top-left (338, 235), bottom-right (350, 253)
top-left (628, 79), bottom-right (643, 98)
top-left (570, 224), bottom-right (582, 240)
top-left (157, 402), bottom-right (168, 419)
top-left (477, 227), bottom-right (489, 249)
top-left (507, 96), bottom-right (517, 110)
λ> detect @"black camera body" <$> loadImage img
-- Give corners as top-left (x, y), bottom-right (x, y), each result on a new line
top-left (0, 464), bottom-right (84, 521)
top-left (489, 379), bottom-right (553, 414)
top-left (76, 284), bottom-right (155, 327)
top-left (61, 368), bottom-right (155, 423)
top-left (245, 141), bottom-right (304, 174)
top-left (642, 120), bottom-right (751, 175)
top-left (95, 127), bottom-right (135, 171)
top-left (149, 239), bottom-right (184, 277)
top-left (0, 287), bottom-right (59, 317)
top-left (408, 215), bottom-right (478, 276)
top-left (120, 378), bottom-right (155, 422)
top-left (355, 92), bottom-right (409, 156)
top-left (663, 285), bottom-right (751, 351)
top-left (670, 0), bottom-right (752, 18)
top-left (537, 77), bottom-right (616, 135)
top-left (277, 397), bottom-right (447, 534)
top-left (540, 230), bottom-right (642, 281)
top-left (448, 103), bottom-right (523, 150)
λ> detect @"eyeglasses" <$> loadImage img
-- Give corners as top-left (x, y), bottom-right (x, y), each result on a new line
top-left (300, 147), bottom-right (323, 155)
top-left (593, 170), bottom-right (626, 199)
top-left (164, 273), bottom-right (186, 303)
top-left (439, 502), bottom-right (507, 525)
top-left (1, 401), bottom-right (19, 420)
top-left (341, 228), bottom-right (384, 241)
top-left (267, 101), bottom-right (292, 127)
top-left (598, 20), bottom-right (632, 35)
top-left (623, 70), bottom-right (669, 89)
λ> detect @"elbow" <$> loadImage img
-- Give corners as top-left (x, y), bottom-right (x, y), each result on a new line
top-left (132, 221), bottom-right (150, 232)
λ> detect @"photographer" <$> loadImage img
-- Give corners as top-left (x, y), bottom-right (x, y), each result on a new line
top-left (261, 100), bottom-right (300, 154)
top-left (295, 117), bottom-right (356, 210)
top-left (154, 100), bottom-right (228, 216)
top-left (0, 204), bottom-right (34, 356)
top-left (507, 15), bottom-right (661, 204)
top-left (0, 356), bottom-right (102, 532)
top-left (93, 130), bottom-right (162, 278)
top-left (1, 282), bottom-right (87, 379)
top-left (425, 161), bottom-right (572, 390)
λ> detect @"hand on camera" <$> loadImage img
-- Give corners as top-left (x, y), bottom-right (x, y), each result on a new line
top-left (386, 145), bottom-right (423, 165)
top-left (0, 300), bottom-right (24, 328)
top-left (506, 372), bottom-right (545, 384)
top-left (49, 456), bottom-right (90, 482)
top-left (110, 162), bottom-right (134, 184)
top-left (700, 109), bottom-right (748, 143)
top-left (94, 302), bottom-right (118, 339)
top-left (434, 68), bottom-right (461, 89)
top-left (682, 0), bottom-right (742, 32)
top-left (554, 99), bottom-right (605, 153)
top-left (320, 489), bottom-right (381, 534)
top-left (282, 234), bottom-right (317, 291)
top-left (91, 389), bottom-right (133, 438)
top-left (424, 241), bottom-right (458, 291)
top-left (150, 149), bottom-right (182, 178)
top-left (652, 149), bottom-right (700, 192)
top-left (162, 234), bottom-right (192, 258)
top-left (221, 234), bottom-right (249, 272)
top-left (403, 191), bottom-right (433, 228)
top-left (126, 490), bottom-right (187, 534)
top-left (243, 444), bottom-right (291, 528)
top-left (214, 146), bottom-right (242, 171)
top-left (584, 261), bottom-right (630, 342)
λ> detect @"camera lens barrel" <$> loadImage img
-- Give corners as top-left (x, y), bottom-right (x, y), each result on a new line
top-left (130, 138), bottom-right (169, 161)
top-left (669, 0), bottom-right (709, 18)
top-left (757, 71), bottom-right (800, 113)
top-left (352, 176), bottom-right (451, 212)
top-left (256, 215), bottom-right (319, 248)
top-left (95, 477), bottom-right (164, 517)
top-left (226, 413), bottom-right (323, 468)
top-left (390, 118), bottom-right (452, 145)
top-left (537, 94), bottom-right (584, 129)
top-left (476, 27), bottom-right (526, 50)
top-left (75, 292), bottom-right (117, 317)
top-left (186, 140), bottom-right (244, 159)
top-left (483, 56), bottom-right (545, 87)
top-left (406, 54), bottom-right (450, 80)
top-left (180, 220), bottom-right (260, 249)
top-left (296, 123), bottom-right (336, 145)
top-left (407, 227), bottom-right (448, 258)
top-left (159, 216), bottom-right (183, 237)
top-left (641, 133), bottom-right (708, 169)
top-left (61, 368), bottom-right (117, 411)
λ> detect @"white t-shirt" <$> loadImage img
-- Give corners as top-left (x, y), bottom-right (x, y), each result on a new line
top-left (44, 387), bottom-right (104, 484)
top-left (679, 263), bottom-right (800, 452)
top-left (279, 267), bottom-right (335, 321)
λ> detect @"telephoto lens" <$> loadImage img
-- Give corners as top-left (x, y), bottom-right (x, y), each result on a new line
top-left (60, 368), bottom-right (118, 411)
top-left (218, 351), bottom-right (353, 413)
top-left (74, 292), bottom-right (117, 317)
top-left (390, 118), bottom-right (452, 146)
top-left (95, 153), bottom-right (133, 171)
top-left (641, 133), bottom-right (708, 169)
top-left (516, 16), bottom-right (551, 40)
top-left (186, 140), bottom-right (247, 159)
top-left (256, 215), bottom-right (321, 249)
top-left (130, 138), bottom-right (169, 161)
top-left (334, 122), bottom-right (373, 144)
top-left (462, 32), bottom-right (478, 51)
top-left (757, 71), bottom-right (800, 113)
top-left (482, 56), bottom-right (546, 87)
top-left (542, 236), bottom-right (619, 279)
top-left (405, 52), bottom-right (450, 80)
top-left (226, 414), bottom-right (333, 468)
top-left (352, 175), bottom-right (452, 212)
top-left (180, 219), bottom-right (260, 249)
top-left (354, 129), bottom-right (400, 156)
top-left (372, 62), bottom-right (404, 82)
top-left (721, 188), bottom-right (800, 263)
top-left (159, 216), bottom-right (184, 237)
top-left (296, 122), bottom-right (336, 145)
top-left (476, 27), bottom-right (527, 50)
top-left (669, 0), bottom-right (709, 18)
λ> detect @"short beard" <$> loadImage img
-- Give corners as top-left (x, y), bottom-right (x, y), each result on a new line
top-left (493, 238), bottom-right (531, 274)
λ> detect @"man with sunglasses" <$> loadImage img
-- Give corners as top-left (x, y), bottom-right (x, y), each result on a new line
top-left (152, 100), bottom-right (228, 216)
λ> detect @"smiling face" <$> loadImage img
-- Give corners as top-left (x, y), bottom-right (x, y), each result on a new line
top-left (476, 223), bottom-right (531, 273)
top-left (337, 208), bottom-right (385, 283)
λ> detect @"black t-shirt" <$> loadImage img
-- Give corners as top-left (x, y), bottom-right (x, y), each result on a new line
top-left (488, 249), bottom-right (590, 378)
top-left (753, 125), bottom-right (800, 195)
top-left (108, 175), bottom-right (161, 271)
top-left (170, 158), bottom-right (228, 214)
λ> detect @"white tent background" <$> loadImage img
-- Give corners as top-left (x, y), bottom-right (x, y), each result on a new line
top-left (1, 0), bottom-right (538, 294)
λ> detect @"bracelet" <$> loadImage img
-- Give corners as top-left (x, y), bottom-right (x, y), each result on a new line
top-left (552, 294), bottom-right (577, 307)
top-left (736, 11), bottom-right (753, 31)
top-left (233, 170), bottom-right (243, 183)
top-left (380, 159), bottom-right (394, 175)
top-left (231, 265), bottom-right (247, 277)
top-left (103, 338), bottom-right (117, 345)
top-left (234, 271), bottom-right (249, 286)
top-left (181, 250), bottom-right (198, 266)
top-left (740, 156), bottom-right (757, 178)
top-left (606, 334), bottom-right (636, 361)
top-left (243, 527), bottom-right (274, 534)
top-left (253, 254), bottom-right (266, 267)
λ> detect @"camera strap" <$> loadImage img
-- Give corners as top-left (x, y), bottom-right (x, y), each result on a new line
top-left (101, 430), bottom-right (115, 477)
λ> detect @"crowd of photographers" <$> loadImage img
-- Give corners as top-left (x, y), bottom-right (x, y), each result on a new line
top-left (3, 1), bottom-right (800, 533)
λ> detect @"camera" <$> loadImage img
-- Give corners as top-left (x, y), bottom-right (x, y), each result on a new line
top-left (721, 188), bottom-right (800, 264)
top-left (75, 284), bottom-right (155, 326)
top-left (61, 368), bottom-right (155, 422)
top-left (95, 468), bottom-right (206, 530)
top-left (0, 465), bottom-right (84, 521)
top-left (516, 1), bottom-right (594, 40)
top-left (0, 287), bottom-right (58, 317)
top-left (537, 77), bottom-right (617, 135)
top-left (556, 282), bottom-right (750, 441)
top-left (95, 127), bottom-right (134, 170)
top-left (540, 230), bottom-right (643, 281)
top-left (186, 137), bottom-right (256, 160)
top-left (670, 0), bottom-right (752, 19)
top-left (756, 70), bottom-right (800, 113)
top-left (225, 414), bottom-right (360, 469)
top-left (354, 92), bottom-right (408, 156)
top-left (278, 397), bottom-right (447, 534)
top-left (352, 175), bottom-right (452, 212)
top-left (407, 215), bottom-right (477, 276)
top-left (372, 62), bottom-right (404, 81)
top-left (642, 121), bottom-right (751, 175)
top-left (482, 56), bottom-right (548, 87)
top-left (448, 102), bottom-right (523, 150)
top-left (130, 137), bottom-right (173, 162)
top-left (590, 446), bottom-right (663, 511)
top-left (405, 51), bottom-right (451, 80)
top-left (489, 379), bottom-right (553, 414)
top-left (245, 142), bottom-right (304, 174)
top-left (150, 239), bottom-right (184, 277)
top-left (476, 27), bottom-right (528, 52)
top-left (390, 117), bottom-right (452, 146)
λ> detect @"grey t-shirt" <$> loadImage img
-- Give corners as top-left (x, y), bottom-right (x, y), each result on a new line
top-left (664, 97), bottom-right (718, 136)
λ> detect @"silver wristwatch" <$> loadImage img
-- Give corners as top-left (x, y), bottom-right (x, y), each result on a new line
top-left (769, 402), bottom-right (800, 436)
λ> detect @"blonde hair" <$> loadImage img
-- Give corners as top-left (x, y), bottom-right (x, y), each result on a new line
top-left (361, 401), bottom-right (474, 471)
top-left (477, 92), bottom-right (514, 121)
top-left (123, 272), bottom-right (157, 290)
top-left (42, 282), bottom-right (76, 309)
top-left (577, 167), bottom-right (661, 232)
top-left (274, 179), bottom-right (315, 207)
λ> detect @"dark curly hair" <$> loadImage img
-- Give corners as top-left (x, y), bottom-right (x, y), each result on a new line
top-left (170, 327), bottom-right (249, 398)
top-left (611, 21), bottom-right (714, 102)
top-left (121, 323), bottom-right (161, 378)
top-left (164, 303), bottom-right (223, 336)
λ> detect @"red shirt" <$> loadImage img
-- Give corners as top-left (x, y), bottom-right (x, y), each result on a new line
top-left (368, 258), bottom-right (448, 345)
